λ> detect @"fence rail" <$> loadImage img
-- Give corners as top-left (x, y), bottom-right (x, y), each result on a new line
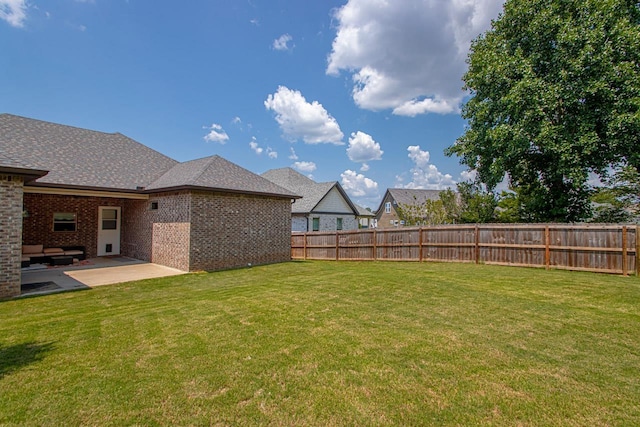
top-left (291, 224), bottom-right (638, 276)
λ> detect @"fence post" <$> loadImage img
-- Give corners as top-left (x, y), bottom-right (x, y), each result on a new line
top-left (544, 225), bottom-right (550, 270)
top-left (475, 225), bottom-right (480, 264)
top-left (419, 227), bottom-right (423, 262)
top-left (303, 233), bottom-right (307, 260)
top-left (373, 229), bottom-right (377, 261)
top-left (636, 226), bottom-right (640, 276)
top-left (622, 226), bottom-right (628, 276)
top-left (336, 232), bottom-right (339, 261)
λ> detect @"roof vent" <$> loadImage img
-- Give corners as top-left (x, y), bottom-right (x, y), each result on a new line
top-left (136, 186), bottom-right (145, 190)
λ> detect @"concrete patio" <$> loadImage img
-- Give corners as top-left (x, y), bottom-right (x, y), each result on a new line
top-left (20, 256), bottom-right (187, 297)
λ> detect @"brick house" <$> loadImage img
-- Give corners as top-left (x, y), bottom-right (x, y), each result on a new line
top-left (0, 114), bottom-right (299, 298)
top-left (261, 167), bottom-right (365, 232)
top-left (374, 188), bottom-right (442, 228)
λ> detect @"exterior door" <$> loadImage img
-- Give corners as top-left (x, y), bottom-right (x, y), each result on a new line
top-left (97, 207), bottom-right (121, 256)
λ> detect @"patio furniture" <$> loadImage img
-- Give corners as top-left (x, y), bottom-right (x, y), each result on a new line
top-left (22, 245), bottom-right (86, 265)
top-left (50, 255), bottom-right (74, 266)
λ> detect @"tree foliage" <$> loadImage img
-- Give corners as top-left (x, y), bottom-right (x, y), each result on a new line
top-left (447, 0), bottom-right (640, 222)
top-left (456, 182), bottom-right (498, 223)
top-left (395, 190), bottom-right (460, 226)
top-left (590, 165), bottom-right (640, 223)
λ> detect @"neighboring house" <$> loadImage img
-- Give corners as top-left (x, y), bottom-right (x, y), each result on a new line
top-left (0, 114), bottom-right (299, 298)
top-left (354, 203), bottom-right (376, 229)
top-left (375, 188), bottom-right (442, 228)
top-left (261, 167), bottom-right (362, 232)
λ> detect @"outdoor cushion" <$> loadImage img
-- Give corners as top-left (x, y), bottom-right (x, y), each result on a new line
top-left (64, 250), bottom-right (83, 256)
top-left (43, 247), bottom-right (64, 254)
top-left (22, 244), bottom-right (43, 254)
top-left (21, 256), bottom-right (31, 262)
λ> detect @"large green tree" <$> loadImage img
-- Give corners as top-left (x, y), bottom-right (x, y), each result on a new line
top-left (447, 0), bottom-right (640, 222)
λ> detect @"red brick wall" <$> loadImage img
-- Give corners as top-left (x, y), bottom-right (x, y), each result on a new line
top-left (22, 190), bottom-right (292, 274)
top-left (189, 191), bottom-right (292, 271)
top-left (122, 192), bottom-right (191, 271)
top-left (23, 193), bottom-right (123, 259)
top-left (0, 175), bottom-right (24, 298)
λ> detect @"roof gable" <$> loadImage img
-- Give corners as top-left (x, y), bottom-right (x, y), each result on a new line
top-left (315, 185), bottom-right (354, 214)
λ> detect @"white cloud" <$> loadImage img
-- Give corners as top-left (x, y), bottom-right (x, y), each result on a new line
top-left (340, 170), bottom-right (379, 198)
top-left (249, 137), bottom-right (278, 159)
top-left (273, 33), bottom-right (293, 51)
top-left (265, 86), bottom-right (344, 145)
top-left (0, 0), bottom-right (27, 27)
top-left (249, 137), bottom-right (263, 155)
top-left (288, 147), bottom-right (299, 160)
top-left (346, 131), bottom-right (383, 165)
top-left (360, 163), bottom-right (369, 172)
top-left (459, 169), bottom-right (477, 183)
top-left (402, 145), bottom-right (456, 189)
top-left (232, 116), bottom-right (242, 125)
top-left (203, 123), bottom-right (229, 144)
top-left (407, 145), bottom-right (431, 168)
top-left (292, 161), bottom-right (317, 173)
top-left (327, 0), bottom-right (503, 116)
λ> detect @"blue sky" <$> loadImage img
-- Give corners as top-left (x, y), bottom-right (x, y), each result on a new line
top-left (1, 0), bottom-right (504, 209)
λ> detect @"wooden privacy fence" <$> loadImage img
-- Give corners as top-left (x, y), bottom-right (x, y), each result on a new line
top-left (291, 224), bottom-right (638, 276)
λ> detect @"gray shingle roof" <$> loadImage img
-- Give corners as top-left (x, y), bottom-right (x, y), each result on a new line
top-left (0, 114), bottom-right (178, 191)
top-left (387, 188), bottom-right (443, 206)
top-left (261, 167), bottom-right (358, 214)
top-left (0, 114), bottom-right (297, 198)
top-left (354, 203), bottom-right (375, 217)
top-left (147, 156), bottom-right (299, 198)
top-left (0, 150), bottom-right (48, 180)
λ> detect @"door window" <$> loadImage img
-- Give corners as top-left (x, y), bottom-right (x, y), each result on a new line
top-left (102, 209), bottom-right (118, 230)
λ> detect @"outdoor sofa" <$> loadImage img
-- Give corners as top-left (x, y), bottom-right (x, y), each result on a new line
top-left (21, 244), bottom-right (86, 267)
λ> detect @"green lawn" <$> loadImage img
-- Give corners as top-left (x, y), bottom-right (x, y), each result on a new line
top-left (1, 261), bottom-right (639, 426)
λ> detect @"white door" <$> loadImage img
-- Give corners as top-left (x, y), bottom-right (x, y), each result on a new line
top-left (97, 207), bottom-right (121, 256)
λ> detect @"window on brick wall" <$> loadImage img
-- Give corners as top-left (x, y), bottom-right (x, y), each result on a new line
top-left (385, 202), bottom-right (391, 213)
top-left (337, 217), bottom-right (343, 230)
top-left (53, 212), bottom-right (77, 232)
top-left (150, 201), bottom-right (158, 210)
top-left (312, 217), bottom-right (320, 231)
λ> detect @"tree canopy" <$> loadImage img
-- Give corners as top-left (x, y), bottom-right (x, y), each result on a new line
top-left (447, 0), bottom-right (640, 222)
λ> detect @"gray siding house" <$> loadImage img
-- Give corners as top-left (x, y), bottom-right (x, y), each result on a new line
top-left (261, 168), bottom-right (363, 232)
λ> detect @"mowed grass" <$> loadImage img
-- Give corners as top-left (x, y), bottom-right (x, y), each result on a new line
top-left (1, 261), bottom-right (639, 426)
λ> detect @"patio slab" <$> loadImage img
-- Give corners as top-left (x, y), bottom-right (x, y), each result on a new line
top-left (20, 257), bottom-right (187, 297)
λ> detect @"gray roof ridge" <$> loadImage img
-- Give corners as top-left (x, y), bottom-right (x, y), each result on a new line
top-left (2, 113), bottom-right (121, 136)
top-left (2, 113), bottom-right (178, 166)
top-left (147, 155), bottom-right (212, 189)
top-left (183, 155), bottom-right (218, 185)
